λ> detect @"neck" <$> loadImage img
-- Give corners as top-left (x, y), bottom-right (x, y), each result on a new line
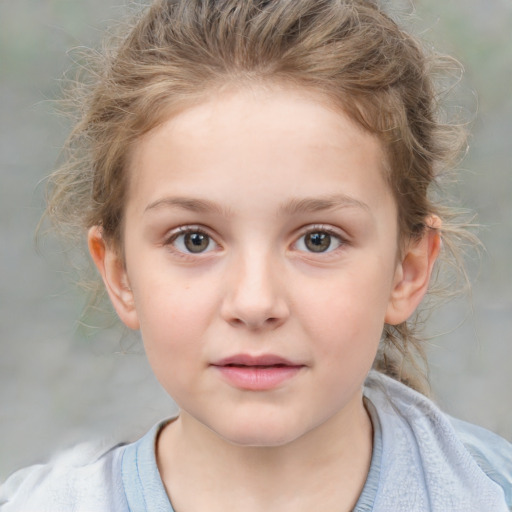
top-left (156, 392), bottom-right (373, 512)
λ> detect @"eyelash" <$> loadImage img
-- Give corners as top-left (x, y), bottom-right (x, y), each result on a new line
top-left (293, 225), bottom-right (347, 255)
top-left (163, 224), bottom-right (347, 258)
top-left (164, 226), bottom-right (219, 258)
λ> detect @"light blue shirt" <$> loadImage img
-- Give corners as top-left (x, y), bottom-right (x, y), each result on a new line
top-left (2, 371), bottom-right (511, 511)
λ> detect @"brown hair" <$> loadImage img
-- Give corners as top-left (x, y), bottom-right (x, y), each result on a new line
top-left (46, 0), bottom-right (475, 393)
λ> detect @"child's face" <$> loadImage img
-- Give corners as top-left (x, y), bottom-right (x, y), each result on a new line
top-left (93, 86), bottom-right (431, 447)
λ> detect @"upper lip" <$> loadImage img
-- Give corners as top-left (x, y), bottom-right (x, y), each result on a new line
top-left (212, 354), bottom-right (302, 367)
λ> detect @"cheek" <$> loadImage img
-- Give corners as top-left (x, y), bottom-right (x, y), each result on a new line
top-left (132, 272), bottom-right (218, 357)
top-left (134, 280), bottom-right (215, 401)
top-left (296, 264), bottom-right (392, 355)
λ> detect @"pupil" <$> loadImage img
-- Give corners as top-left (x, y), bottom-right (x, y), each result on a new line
top-left (185, 232), bottom-right (209, 253)
top-left (306, 232), bottom-right (330, 252)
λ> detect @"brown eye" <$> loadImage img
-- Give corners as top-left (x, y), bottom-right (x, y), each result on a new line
top-left (184, 232), bottom-right (210, 253)
top-left (295, 229), bottom-right (343, 254)
top-left (171, 229), bottom-right (216, 254)
top-left (305, 232), bottom-right (332, 252)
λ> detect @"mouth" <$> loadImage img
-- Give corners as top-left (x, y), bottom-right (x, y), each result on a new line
top-left (211, 354), bottom-right (305, 391)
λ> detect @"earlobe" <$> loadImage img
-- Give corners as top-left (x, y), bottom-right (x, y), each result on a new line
top-left (384, 216), bottom-right (442, 325)
top-left (88, 226), bottom-right (140, 330)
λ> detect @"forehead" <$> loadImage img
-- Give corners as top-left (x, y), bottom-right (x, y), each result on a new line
top-left (127, 86), bottom-right (393, 216)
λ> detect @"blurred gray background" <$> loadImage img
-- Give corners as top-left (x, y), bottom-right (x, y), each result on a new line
top-left (0, 0), bottom-right (511, 480)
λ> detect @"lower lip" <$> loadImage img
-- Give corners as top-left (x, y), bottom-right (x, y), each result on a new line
top-left (213, 365), bottom-right (303, 391)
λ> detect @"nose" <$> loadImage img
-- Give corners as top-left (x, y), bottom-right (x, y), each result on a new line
top-left (220, 251), bottom-right (290, 330)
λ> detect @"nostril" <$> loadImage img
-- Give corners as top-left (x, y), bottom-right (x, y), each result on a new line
top-left (226, 315), bottom-right (282, 330)
top-left (220, 277), bottom-right (290, 329)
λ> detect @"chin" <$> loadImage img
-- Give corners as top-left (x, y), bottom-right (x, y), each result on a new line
top-left (226, 433), bottom-right (293, 448)
top-left (211, 417), bottom-right (308, 448)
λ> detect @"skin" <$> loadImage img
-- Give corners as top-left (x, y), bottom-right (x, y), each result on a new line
top-left (89, 86), bottom-right (440, 512)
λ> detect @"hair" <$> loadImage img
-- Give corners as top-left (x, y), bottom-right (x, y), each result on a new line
top-left (46, 0), bottom-right (476, 394)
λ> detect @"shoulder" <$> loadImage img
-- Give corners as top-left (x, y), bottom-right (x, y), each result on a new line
top-left (364, 371), bottom-right (512, 511)
top-left (449, 415), bottom-right (512, 507)
top-left (0, 440), bottom-right (128, 512)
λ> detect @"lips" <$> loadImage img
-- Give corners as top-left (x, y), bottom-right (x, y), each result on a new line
top-left (211, 354), bottom-right (304, 391)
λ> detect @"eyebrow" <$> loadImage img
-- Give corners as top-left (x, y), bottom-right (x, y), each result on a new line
top-left (279, 194), bottom-right (370, 216)
top-left (144, 193), bottom-right (369, 216)
top-left (144, 197), bottom-right (229, 215)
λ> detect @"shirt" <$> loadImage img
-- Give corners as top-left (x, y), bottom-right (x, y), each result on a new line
top-left (1, 371), bottom-right (511, 511)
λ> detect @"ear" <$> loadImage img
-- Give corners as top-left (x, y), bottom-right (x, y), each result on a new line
top-left (384, 216), bottom-right (442, 325)
top-left (88, 226), bottom-right (140, 330)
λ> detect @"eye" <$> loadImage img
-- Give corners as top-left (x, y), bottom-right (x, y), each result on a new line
top-left (295, 229), bottom-right (343, 253)
top-left (169, 228), bottom-right (217, 254)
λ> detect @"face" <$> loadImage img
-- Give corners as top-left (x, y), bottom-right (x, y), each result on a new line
top-left (93, 86), bottom-right (432, 447)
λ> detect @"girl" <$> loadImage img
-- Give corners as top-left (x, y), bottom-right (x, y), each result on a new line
top-left (1, 0), bottom-right (511, 510)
